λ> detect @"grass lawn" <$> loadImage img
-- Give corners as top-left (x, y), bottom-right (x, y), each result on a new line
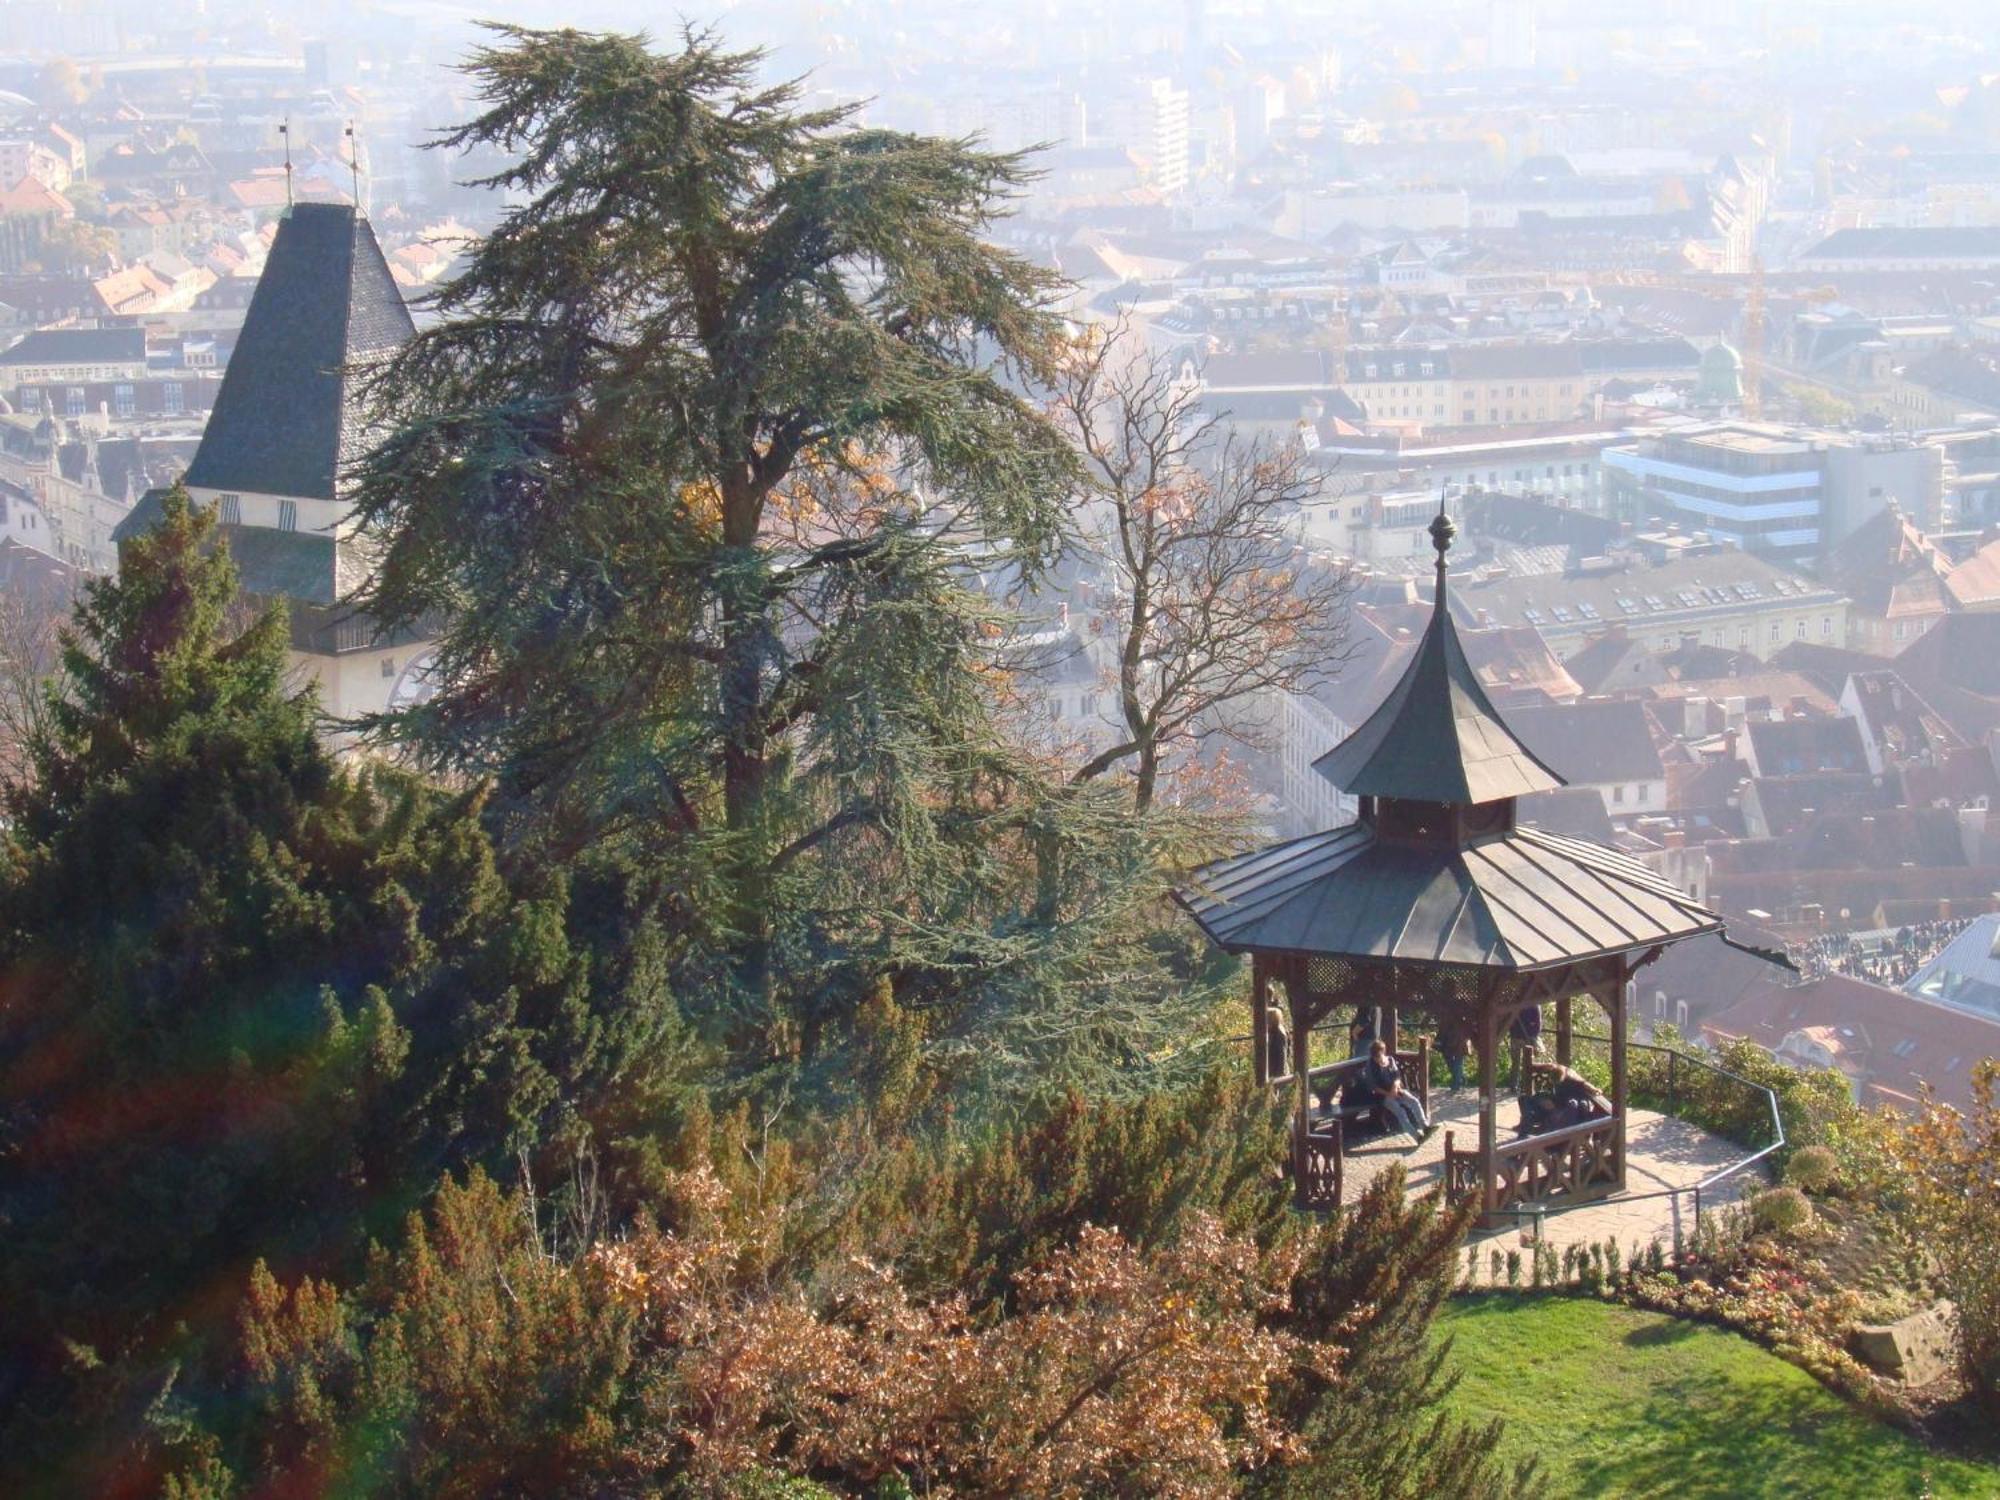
top-left (1436, 1295), bottom-right (2000, 1499)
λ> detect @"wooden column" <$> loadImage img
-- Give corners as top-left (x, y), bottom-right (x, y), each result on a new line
top-left (1252, 957), bottom-right (1272, 1087)
top-left (1556, 993), bottom-right (1573, 1068)
top-left (1291, 986), bottom-right (1313, 1106)
top-left (1291, 978), bottom-right (1316, 1205)
top-left (1478, 986), bottom-right (1499, 1219)
top-left (1609, 968), bottom-right (1629, 1193)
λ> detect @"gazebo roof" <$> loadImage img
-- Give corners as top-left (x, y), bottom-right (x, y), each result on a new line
top-left (1177, 821), bottom-right (1721, 971)
top-left (1177, 497), bottom-right (1723, 972)
top-left (1314, 513), bottom-right (1564, 803)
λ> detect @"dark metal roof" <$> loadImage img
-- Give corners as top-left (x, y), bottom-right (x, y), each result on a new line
top-left (1177, 822), bottom-right (1721, 971)
top-left (116, 486), bottom-right (339, 604)
top-left (1313, 510), bottom-right (1565, 803)
top-left (183, 202), bottom-right (412, 502)
top-left (0, 327), bottom-right (147, 365)
top-left (1502, 699), bottom-right (1666, 787)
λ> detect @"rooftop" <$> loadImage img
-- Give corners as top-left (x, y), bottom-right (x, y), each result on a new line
top-left (1501, 698), bottom-right (1667, 788)
top-left (180, 202), bottom-right (413, 503)
top-left (1315, 511), bottom-right (1565, 804)
top-left (1801, 226), bottom-right (2000, 261)
top-left (1707, 971), bottom-right (2000, 1110)
top-left (1180, 506), bottom-right (1721, 971)
top-left (1450, 549), bottom-right (1839, 637)
top-left (0, 327), bottom-right (147, 366)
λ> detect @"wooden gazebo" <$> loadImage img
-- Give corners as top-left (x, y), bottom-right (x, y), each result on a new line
top-left (1179, 505), bottom-right (1727, 1221)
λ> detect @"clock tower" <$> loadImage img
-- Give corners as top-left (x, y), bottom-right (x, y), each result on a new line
top-left (115, 201), bottom-right (433, 730)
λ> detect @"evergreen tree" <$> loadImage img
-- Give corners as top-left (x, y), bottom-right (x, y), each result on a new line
top-left (344, 27), bottom-right (1220, 1068)
top-left (0, 488), bottom-right (692, 1493)
top-left (1271, 1167), bottom-right (1539, 1499)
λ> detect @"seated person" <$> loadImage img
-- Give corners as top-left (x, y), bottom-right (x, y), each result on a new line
top-left (1517, 1091), bottom-right (1558, 1136)
top-left (1518, 1080), bottom-right (1613, 1136)
top-left (1549, 1064), bottom-right (1613, 1120)
top-left (1364, 1039), bottom-right (1430, 1141)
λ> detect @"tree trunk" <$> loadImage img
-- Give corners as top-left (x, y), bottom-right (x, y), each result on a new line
top-left (719, 478), bottom-right (776, 1013)
top-left (1134, 740), bottom-right (1160, 813)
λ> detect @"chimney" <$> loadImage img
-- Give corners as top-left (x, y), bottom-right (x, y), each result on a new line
top-left (1684, 694), bottom-right (1710, 738)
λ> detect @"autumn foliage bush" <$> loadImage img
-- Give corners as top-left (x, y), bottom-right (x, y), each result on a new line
top-left (161, 1158), bottom-right (1530, 1500)
top-left (1784, 1144), bottom-right (1840, 1195)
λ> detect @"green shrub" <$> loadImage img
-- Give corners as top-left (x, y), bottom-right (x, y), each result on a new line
top-left (1750, 1186), bottom-right (1813, 1235)
top-left (1784, 1145), bottom-right (1839, 1194)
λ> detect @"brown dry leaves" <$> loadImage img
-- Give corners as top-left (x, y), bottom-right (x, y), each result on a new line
top-left (597, 1167), bottom-right (1332, 1497)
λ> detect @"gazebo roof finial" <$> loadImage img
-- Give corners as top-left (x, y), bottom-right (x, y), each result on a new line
top-left (1429, 488), bottom-right (1456, 591)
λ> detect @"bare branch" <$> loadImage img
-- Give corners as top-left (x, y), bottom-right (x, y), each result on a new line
top-left (1046, 322), bottom-right (1357, 811)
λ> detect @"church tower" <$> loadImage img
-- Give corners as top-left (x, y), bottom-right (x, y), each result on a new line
top-left (116, 202), bottom-right (434, 726)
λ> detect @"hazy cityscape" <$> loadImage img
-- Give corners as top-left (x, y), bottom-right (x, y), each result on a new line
top-left (5, 1), bottom-right (2000, 1493)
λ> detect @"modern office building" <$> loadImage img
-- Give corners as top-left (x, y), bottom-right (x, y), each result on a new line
top-left (1604, 422), bottom-right (1944, 559)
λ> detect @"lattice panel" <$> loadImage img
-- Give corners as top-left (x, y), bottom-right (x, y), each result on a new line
top-left (1297, 956), bottom-right (1488, 1023)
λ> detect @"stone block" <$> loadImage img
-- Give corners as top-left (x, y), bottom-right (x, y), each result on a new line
top-left (1851, 1300), bottom-right (1958, 1387)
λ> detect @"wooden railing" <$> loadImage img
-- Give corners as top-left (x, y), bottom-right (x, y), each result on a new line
top-left (1443, 1115), bottom-right (1620, 1211)
top-left (1297, 1124), bottom-right (1342, 1210)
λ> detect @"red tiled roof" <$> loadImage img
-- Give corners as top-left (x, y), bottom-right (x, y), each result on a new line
top-left (0, 174), bottom-right (72, 217)
top-left (1704, 972), bottom-right (2000, 1110)
top-left (1945, 535), bottom-right (2000, 608)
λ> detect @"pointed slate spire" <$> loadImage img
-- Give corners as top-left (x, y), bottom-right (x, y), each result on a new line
top-left (183, 202), bottom-right (414, 504)
top-left (1313, 492), bottom-right (1565, 805)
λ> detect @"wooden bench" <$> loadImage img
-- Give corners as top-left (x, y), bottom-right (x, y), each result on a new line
top-left (1304, 1039), bottom-right (1431, 1144)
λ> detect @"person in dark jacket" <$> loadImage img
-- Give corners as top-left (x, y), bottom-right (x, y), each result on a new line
top-left (1518, 1091), bottom-right (1556, 1135)
top-left (1436, 1015), bottom-right (1473, 1091)
top-left (1508, 1004), bottom-right (1543, 1096)
top-left (1364, 1039), bottom-right (1430, 1140)
top-left (1550, 1064), bottom-right (1612, 1120)
top-left (1518, 1067), bottom-right (1613, 1135)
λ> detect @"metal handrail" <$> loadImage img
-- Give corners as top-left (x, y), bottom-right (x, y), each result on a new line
top-left (1489, 1030), bottom-right (1786, 1239)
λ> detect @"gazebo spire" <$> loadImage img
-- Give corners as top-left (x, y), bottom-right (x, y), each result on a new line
top-left (1429, 488), bottom-right (1455, 603)
top-left (1312, 490), bottom-right (1564, 807)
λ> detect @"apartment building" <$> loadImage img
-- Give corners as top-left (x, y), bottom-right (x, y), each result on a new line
top-left (1339, 338), bottom-right (1698, 430)
top-left (1447, 545), bottom-right (1850, 660)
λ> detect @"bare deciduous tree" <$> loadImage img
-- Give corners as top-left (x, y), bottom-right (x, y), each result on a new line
top-left (0, 572), bottom-right (72, 789)
top-left (1051, 327), bottom-right (1355, 811)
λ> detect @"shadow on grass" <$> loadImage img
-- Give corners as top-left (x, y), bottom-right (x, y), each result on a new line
top-left (1623, 1318), bottom-right (1701, 1348)
top-left (1570, 1366), bottom-right (1968, 1500)
top-left (1439, 1295), bottom-right (1997, 1499)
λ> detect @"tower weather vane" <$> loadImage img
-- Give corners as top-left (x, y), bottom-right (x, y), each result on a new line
top-left (280, 118), bottom-right (292, 208)
top-left (346, 121), bottom-right (360, 208)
